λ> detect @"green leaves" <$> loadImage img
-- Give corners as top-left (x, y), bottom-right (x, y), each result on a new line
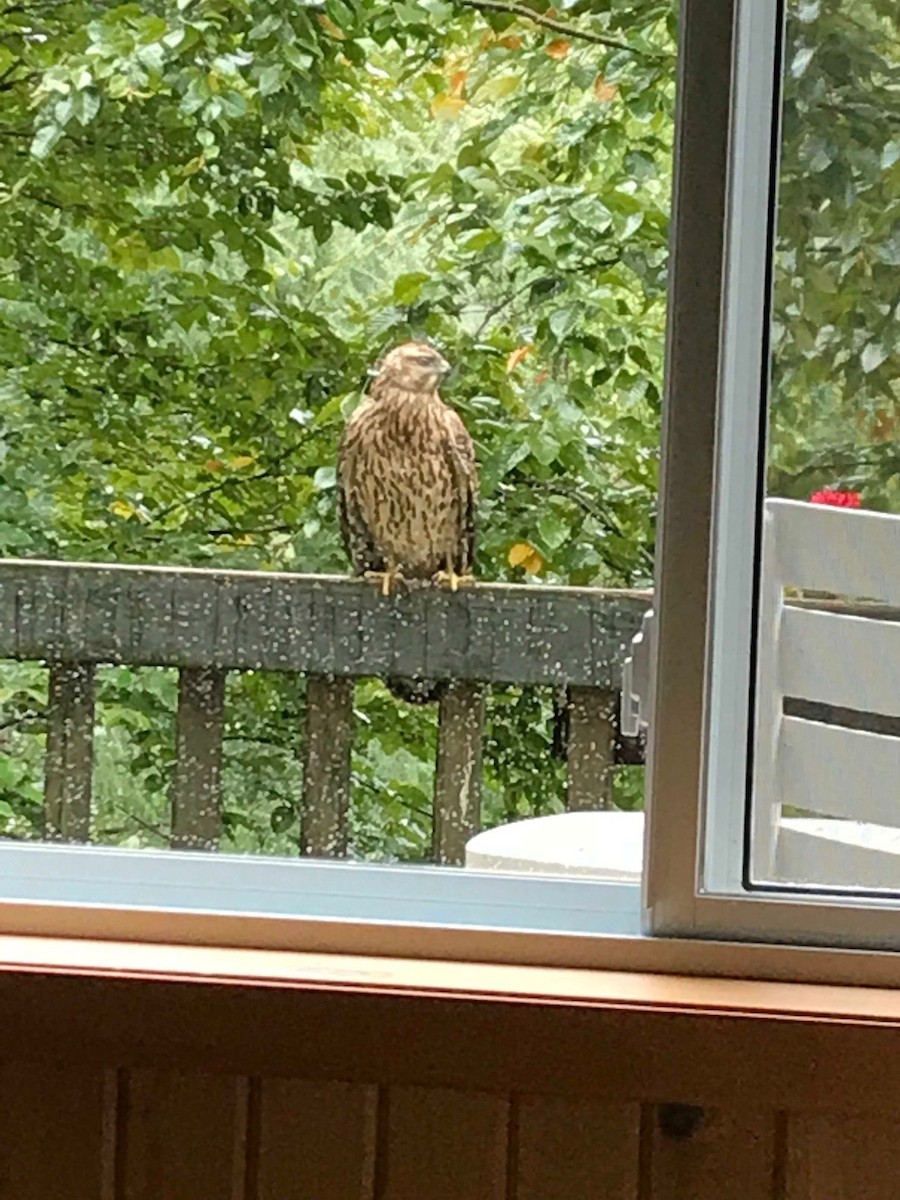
top-left (770, 2), bottom-right (900, 506)
top-left (30, 125), bottom-right (65, 160)
top-left (393, 272), bottom-right (430, 305)
top-left (0, 0), bottom-right (667, 853)
top-left (861, 342), bottom-right (889, 375)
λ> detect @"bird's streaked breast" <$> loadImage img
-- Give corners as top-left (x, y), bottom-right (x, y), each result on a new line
top-left (349, 395), bottom-right (463, 575)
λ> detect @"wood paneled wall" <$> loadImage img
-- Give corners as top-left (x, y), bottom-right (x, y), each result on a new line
top-left (1, 966), bottom-right (900, 1200)
top-left (0, 1060), bottom-right (898, 1199)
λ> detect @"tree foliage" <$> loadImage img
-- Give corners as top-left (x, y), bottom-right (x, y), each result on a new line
top-left (771, 0), bottom-right (900, 501)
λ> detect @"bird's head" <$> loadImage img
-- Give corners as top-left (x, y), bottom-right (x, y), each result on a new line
top-left (372, 341), bottom-right (452, 396)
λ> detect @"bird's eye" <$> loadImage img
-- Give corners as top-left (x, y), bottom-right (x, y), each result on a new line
top-left (415, 355), bottom-right (436, 366)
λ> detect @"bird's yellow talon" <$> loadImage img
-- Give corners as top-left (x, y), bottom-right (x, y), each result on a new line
top-left (433, 569), bottom-right (474, 592)
top-left (364, 568), bottom-right (403, 597)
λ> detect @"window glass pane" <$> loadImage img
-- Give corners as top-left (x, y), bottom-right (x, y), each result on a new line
top-left (0, 1), bottom-right (672, 914)
top-left (752, 0), bottom-right (900, 893)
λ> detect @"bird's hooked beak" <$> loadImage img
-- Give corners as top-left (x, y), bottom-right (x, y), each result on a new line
top-left (436, 354), bottom-right (452, 380)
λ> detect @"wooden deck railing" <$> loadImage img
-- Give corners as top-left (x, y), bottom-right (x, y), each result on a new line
top-left (0, 560), bottom-right (652, 864)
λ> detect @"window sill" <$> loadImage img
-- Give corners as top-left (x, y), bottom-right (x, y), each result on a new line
top-left (2, 931), bottom-right (900, 1025)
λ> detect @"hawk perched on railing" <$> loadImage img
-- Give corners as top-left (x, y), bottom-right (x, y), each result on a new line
top-left (337, 340), bottom-right (478, 702)
top-left (337, 340), bottom-right (477, 596)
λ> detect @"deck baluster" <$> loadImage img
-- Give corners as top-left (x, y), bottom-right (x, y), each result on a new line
top-left (170, 667), bottom-right (227, 851)
top-left (44, 661), bottom-right (95, 842)
top-left (433, 681), bottom-right (487, 866)
top-left (302, 675), bottom-right (354, 857)
top-left (566, 687), bottom-right (619, 812)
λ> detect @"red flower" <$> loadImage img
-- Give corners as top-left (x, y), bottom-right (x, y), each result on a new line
top-left (809, 488), bottom-right (862, 508)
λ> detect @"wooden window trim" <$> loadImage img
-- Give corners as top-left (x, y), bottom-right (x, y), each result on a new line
top-left (3, 932), bottom-right (900, 1023)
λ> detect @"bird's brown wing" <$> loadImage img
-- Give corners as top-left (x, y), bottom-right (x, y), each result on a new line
top-left (337, 407), bottom-right (383, 575)
top-left (442, 406), bottom-right (478, 574)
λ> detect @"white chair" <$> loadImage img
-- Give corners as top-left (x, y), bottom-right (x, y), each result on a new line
top-left (465, 498), bottom-right (900, 891)
top-left (752, 498), bottom-right (900, 890)
top-left (465, 810), bottom-right (643, 882)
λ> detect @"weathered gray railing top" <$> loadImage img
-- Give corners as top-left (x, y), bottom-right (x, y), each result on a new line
top-left (0, 559), bottom-right (652, 687)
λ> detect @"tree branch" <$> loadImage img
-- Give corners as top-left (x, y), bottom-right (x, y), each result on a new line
top-left (20, 188), bottom-right (95, 214)
top-left (473, 275), bottom-right (538, 338)
top-left (472, 255), bottom-right (621, 337)
top-left (0, 707), bottom-right (45, 734)
top-left (205, 524), bottom-right (295, 538)
top-left (351, 772), bottom-right (431, 822)
top-left (105, 803), bottom-right (168, 842)
top-left (0, 68), bottom-right (38, 92)
top-left (146, 445), bottom-right (301, 526)
top-left (452, 0), bottom-right (666, 57)
top-left (146, 468), bottom-right (283, 525)
top-left (522, 475), bottom-right (655, 575)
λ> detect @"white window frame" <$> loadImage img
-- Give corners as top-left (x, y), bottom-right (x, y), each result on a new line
top-left (1, 0), bottom-right (898, 985)
top-left (643, 0), bottom-right (900, 953)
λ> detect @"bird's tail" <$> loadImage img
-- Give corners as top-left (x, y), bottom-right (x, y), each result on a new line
top-left (386, 676), bottom-right (446, 705)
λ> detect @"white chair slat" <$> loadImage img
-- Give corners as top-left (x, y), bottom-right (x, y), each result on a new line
top-left (770, 498), bottom-right (900, 604)
top-left (779, 608), bottom-right (900, 719)
top-left (776, 716), bottom-right (900, 826)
